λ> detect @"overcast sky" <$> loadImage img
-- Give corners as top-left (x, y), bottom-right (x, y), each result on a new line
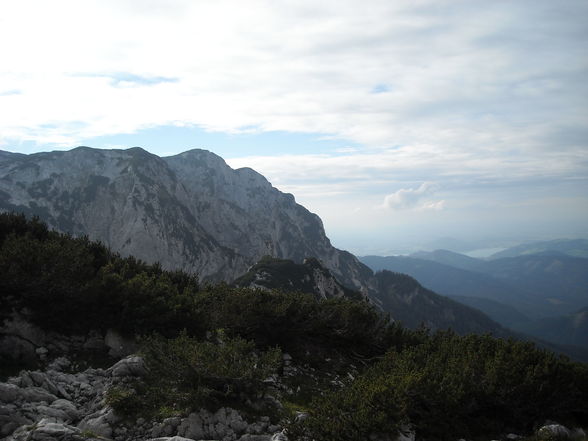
top-left (1, 0), bottom-right (587, 255)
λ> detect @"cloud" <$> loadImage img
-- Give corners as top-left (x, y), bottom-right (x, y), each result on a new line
top-left (380, 182), bottom-right (443, 211)
top-left (0, 0), bottom-right (586, 166)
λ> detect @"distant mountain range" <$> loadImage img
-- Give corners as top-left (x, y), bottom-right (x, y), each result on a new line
top-left (360, 246), bottom-right (588, 349)
top-left (488, 238), bottom-right (588, 259)
top-left (0, 146), bottom-right (508, 337)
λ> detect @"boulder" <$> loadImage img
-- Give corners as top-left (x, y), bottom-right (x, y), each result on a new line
top-left (537, 424), bottom-right (571, 441)
top-left (147, 437), bottom-right (197, 441)
top-left (10, 418), bottom-right (86, 441)
top-left (108, 355), bottom-right (147, 377)
top-left (50, 399), bottom-right (80, 421)
top-left (271, 431), bottom-right (288, 441)
top-left (0, 383), bottom-right (22, 403)
top-left (77, 408), bottom-right (119, 438)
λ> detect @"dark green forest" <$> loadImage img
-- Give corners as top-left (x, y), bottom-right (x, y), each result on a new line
top-left (1, 213), bottom-right (587, 440)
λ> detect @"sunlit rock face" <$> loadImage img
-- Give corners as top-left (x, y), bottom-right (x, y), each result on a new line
top-left (0, 147), bottom-right (369, 287)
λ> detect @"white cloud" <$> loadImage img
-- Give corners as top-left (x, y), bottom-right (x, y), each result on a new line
top-left (1, 0), bottom-right (587, 250)
top-left (0, 0), bottom-right (586, 164)
top-left (380, 182), bottom-right (442, 211)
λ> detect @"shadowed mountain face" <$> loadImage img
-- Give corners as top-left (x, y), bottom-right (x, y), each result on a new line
top-left (515, 307), bottom-right (588, 350)
top-left (361, 253), bottom-right (588, 320)
top-left (235, 256), bottom-right (510, 336)
top-left (360, 252), bottom-right (588, 351)
top-left (0, 146), bottom-right (522, 336)
top-left (234, 256), bottom-right (365, 302)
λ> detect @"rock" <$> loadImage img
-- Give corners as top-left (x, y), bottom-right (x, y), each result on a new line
top-left (395, 426), bottom-right (415, 441)
top-left (570, 428), bottom-right (586, 441)
top-left (270, 431), bottom-right (288, 441)
top-left (22, 386), bottom-right (59, 403)
top-left (35, 404), bottom-right (71, 420)
top-left (47, 357), bottom-right (71, 372)
top-left (238, 436), bottom-right (272, 441)
top-left (0, 407), bottom-right (33, 437)
top-left (36, 347), bottom-right (49, 360)
top-left (538, 424), bottom-right (571, 440)
top-left (78, 408), bottom-right (118, 438)
top-left (50, 399), bottom-right (80, 421)
top-left (0, 383), bottom-right (22, 403)
top-left (108, 355), bottom-right (147, 377)
top-left (105, 329), bottom-right (137, 358)
top-left (10, 418), bottom-right (84, 441)
top-left (147, 437), bottom-right (197, 441)
top-left (178, 413), bottom-right (203, 440)
top-left (82, 332), bottom-right (106, 350)
top-left (294, 411), bottom-right (308, 423)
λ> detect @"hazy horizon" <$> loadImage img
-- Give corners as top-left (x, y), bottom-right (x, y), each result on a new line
top-left (1, 1), bottom-right (587, 255)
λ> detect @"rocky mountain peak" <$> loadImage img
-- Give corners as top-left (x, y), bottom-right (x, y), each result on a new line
top-left (0, 146), bottom-right (364, 285)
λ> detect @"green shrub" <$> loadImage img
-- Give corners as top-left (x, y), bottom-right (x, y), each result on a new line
top-left (107, 331), bottom-right (282, 418)
top-left (291, 332), bottom-right (588, 441)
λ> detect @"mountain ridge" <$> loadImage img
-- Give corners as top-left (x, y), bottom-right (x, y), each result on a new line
top-left (0, 146), bottom-right (530, 337)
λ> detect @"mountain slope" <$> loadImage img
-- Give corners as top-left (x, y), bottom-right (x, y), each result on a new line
top-left (0, 146), bottom-right (519, 336)
top-left (236, 255), bottom-right (510, 336)
top-left (359, 255), bottom-right (538, 316)
top-left (489, 238), bottom-right (588, 259)
top-left (234, 256), bottom-right (364, 301)
top-left (361, 253), bottom-right (588, 319)
top-left (410, 249), bottom-right (488, 272)
top-left (0, 147), bottom-right (368, 286)
top-left (367, 270), bottom-right (509, 335)
top-left (514, 307), bottom-right (588, 350)
top-left (448, 295), bottom-right (531, 329)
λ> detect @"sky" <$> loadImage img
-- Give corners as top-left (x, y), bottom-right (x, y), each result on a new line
top-left (0, 0), bottom-right (587, 255)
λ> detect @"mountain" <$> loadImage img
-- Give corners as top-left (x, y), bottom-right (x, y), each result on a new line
top-left (235, 255), bottom-right (508, 335)
top-left (410, 249), bottom-right (489, 272)
top-left (514, 307), bottom-right (588, 350)
top-left (479, 254), bottom-right (588, 317)
top-left (359, 255), bottom-right (538, 317)
top-left (235, 255), bottom-right (588, 359)
top-left (0, 147), bottom-right (367, 287)
top-left (1, 146), bottom-right (516, 337)
top-left (364, 252), bottom-right (588, 319)
top-left (234, 256), bottom-right (364, 301)
top-left (489, 238), bottom-right (588, 259)
top-left (360, 253), bottom-right (588, 350)
top-left (448, 295), bottom-right (531, 329)
top-left (367, 270), bottom-right (508, 335)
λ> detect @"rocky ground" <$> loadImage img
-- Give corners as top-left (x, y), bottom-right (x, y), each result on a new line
top-left (0, 314), bottom-right (295, 441)
top-left (1, 314), bottom-right (585, 441)
top-left (0, 354), bottom-right (290, 441)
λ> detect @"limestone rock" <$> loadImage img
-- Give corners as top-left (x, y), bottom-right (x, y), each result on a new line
top-left (537, 424), bottom-right (571, 440)
top-left (147, 437), bottom-right (197, 441)
top-left (108, 355), bottom-right (147, 377)
top-left (9, 418), bottom-right (88, 441)
top-left (0, 147), bottom-right (369, 289)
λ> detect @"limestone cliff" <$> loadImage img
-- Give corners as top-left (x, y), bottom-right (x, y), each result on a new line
top-left (0, 147), bottom-right (368, 286)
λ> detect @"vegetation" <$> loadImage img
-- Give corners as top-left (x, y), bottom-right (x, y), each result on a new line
top-left (291, 332), bottom-right (588, 440)
top-left (106, 331), bottom-right (282, 418)
top-left (0, 213), bottom-right (388, 356)
top-left (2, 213), bottom-right (587, 439)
